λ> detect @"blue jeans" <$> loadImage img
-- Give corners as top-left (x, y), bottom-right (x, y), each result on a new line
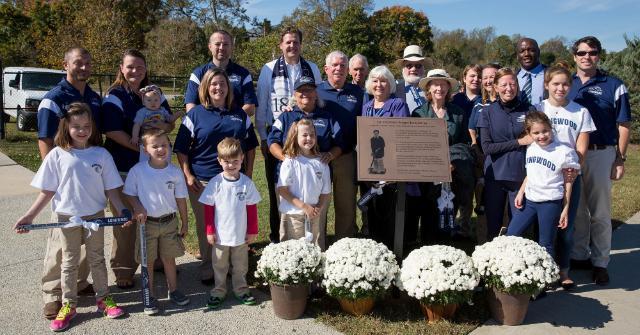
top-left (556, 175), bottom-right (581, 271)
top-left (507, 198), bottom-right (563, 256)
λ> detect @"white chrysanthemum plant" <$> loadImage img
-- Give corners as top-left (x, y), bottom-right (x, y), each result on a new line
top-left (397, 245), bottom-right (480, 306)
top-left (322, 238), bottom-right (399, 300)
top-left (255, 239), bottom-right (323, 286)
top-left (472, 236), bottom-right (559, 295)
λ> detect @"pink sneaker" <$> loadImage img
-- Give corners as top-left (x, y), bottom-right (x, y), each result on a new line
top-left (96, 295), bottom-right (125, 319)
top-left (49, 302), bottom-right (76, 332)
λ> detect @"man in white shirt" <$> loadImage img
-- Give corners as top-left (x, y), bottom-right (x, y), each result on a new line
top-left (256, 26), bottom-right (321, 243)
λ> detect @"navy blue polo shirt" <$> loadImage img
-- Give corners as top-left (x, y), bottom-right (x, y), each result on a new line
top-left (477, 99), bottom-right (534, 182)
top-left (184, 61), bottom-right (258, 110)
top-left (267, 107), bottom-right (342, 153)
top-left (316, 81), bottom-right (363, 152)
top-left (173, 105), bottom-right (259, 181)
top-left (37, 78), bottom-right (102, 139)
top-left (568, 71), bottom-right (631, 146)
top-left (101, 85), bottom-right (172, 172)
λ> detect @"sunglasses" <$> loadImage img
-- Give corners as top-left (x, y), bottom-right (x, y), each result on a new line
top-left (575, 50), bottom-right (599, 57)
top-left (404, 63), bottom-right (423, 70)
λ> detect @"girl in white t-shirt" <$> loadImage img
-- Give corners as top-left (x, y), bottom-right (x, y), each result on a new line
top-left (507, 112), bottom-right (580, 264)
top-left (14, 103), bottom-right (130, 332)
top-left (277, 118), bottom-right (331, 248)
top-left (534, 62), bottom-right (596, 290)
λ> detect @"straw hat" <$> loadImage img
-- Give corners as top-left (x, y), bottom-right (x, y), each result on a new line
top-left (394, 45), bottom-right (426, 68)
top-left (418, 69), bottom-right (458, 91)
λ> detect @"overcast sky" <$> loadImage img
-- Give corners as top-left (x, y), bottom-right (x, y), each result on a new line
top-left (245, 0), bottom-right (639, 52)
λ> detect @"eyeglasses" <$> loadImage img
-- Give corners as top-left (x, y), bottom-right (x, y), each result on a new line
top-left (575, 50), bottom-right (599, 57)
top-left (404, 63), bottom-right (423, 70)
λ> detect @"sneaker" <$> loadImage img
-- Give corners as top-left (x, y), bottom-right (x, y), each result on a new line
top-left (49, 302), bottom-right (76, 332)
top-left (206, 295), bottom-right (224, 309)
top-left (97, 295), bottom-right (125, 319)
top-left (234, 292), bottom-right (257, 305)
top-left (169, 290), bottom-right (190, 306)
top-left (593, 267), bottom-right (610, 286)
top-left (144, 297), bottom-right (159, 316)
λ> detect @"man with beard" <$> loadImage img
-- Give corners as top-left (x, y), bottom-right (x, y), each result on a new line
top-left (36, 47), bottom-right (102, 319)
top-left (516, 37), bottom-right (547, 105)
top-left (394, 45), bottom-right (428, 113)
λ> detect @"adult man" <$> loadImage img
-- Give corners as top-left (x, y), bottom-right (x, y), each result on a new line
top-left (516, 37), bottom-right (547, 105)
top-left (349, 54), bottom-right (369, 89)
top-left (316, 51), bottom-right (363, 241)
top-left (568, 36), bottom-right (631, 286)
top-left (36, 47), bottom-right (102, 319)
top-left (256, 26), bottom-right (322, 243)
top-left (394, 45), bottom-right (428, 113)
top-left (184, 30), bottom-right (257, 115)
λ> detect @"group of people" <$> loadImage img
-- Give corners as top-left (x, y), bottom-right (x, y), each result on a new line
top-left (10, 24), bottom-right (631, 332)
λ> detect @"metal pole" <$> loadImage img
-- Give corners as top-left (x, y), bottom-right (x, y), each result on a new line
top-left (393, 182), bottom-right (406, 260)
top-left (1, 59), bottom-right (5, 139)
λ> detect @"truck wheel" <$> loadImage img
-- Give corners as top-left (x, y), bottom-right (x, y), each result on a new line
top-left (16, 109), bottom-right (28, 131)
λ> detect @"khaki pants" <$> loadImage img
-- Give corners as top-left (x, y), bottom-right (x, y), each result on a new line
top-left (330, 152), bottom-right (357, 241)
top-left (109, 180), bottom-right (138, 281)
top-left (188, 180), bottom-right (214, 280)
top-left (41, 211), bottom-right (91, 304)
top-left (280, 213), bottom-right (322, 248)
top-left (210, 243), bottom-right (249, 298)
top-left (58, 211), bottom-right (109, 306)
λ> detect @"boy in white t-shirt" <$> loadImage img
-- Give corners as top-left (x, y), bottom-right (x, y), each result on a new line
top-left (124, 129), bottom-right (190, 314)
top-left (198, 138), bottom-right (261, 309)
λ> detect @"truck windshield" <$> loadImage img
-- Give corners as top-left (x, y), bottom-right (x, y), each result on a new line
top-left (21, 72), bottom-right (65, 91)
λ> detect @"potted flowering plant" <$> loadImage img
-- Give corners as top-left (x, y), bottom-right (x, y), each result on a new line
top-left (322, 238), bottom-right (399, 315)
top-left (397, 245), bottom-right (479, 323)
top-left (472, 236), bottom-right (559, 325)
top-left (255, 239), bottom-right (323, 319)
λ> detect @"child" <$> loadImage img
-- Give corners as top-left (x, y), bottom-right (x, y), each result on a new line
top-left (507, 111), bottom-right (580, 259)
top-left (14, 102), bottom-right (128, 332)
top-left (198, 138), bottom-right (261, 309)
top-left (123, 128), bottom-right (190, 314)
top-left (534, 62), bottom-right (596, 290)
top-left (277, 119), bottom-right (331, 248)
top-left (130, 85), bottom-right (181, 162)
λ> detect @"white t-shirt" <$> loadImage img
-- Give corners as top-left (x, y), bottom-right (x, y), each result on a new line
top-left (277, 155), bottom-right (331, 214)
top-left (525, 141), bottom-right (580, 202)
top-left (198, 173), bottom-right (261, 247)
top-left (535, 100), bottom-right (596, 149)
top-left (32, 146), bottom-right (123, 216)
top-left (123, 161), bottom-right (188, 217)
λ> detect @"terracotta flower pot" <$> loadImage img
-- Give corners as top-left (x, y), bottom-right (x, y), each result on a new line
top-left (338, 297), bottom-right (376, 316)
top-left (487, 288), bottom-right (530, 326)
top-left (420, 303), bottom-right (458, 324)
top-left (269, 283), bottom-right (309, 320)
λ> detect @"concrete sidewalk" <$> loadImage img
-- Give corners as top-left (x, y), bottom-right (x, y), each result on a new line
top-left (0, 152), bottom-right (341, 335)
top-left (471, 213), bottom-right (640, 334)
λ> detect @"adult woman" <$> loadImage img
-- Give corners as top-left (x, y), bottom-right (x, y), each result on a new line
top-left (476, 68), bottom-right (535, 240)
top-left (360, 65), bottom-right (409, 249)
top-left (102, 49), bottom-right (173, 288)
top-left (468, 63), bottom-right (501, 243)
top-left (411, 69), bottom-right (472, 242)
top-left (174, 68), bottom-right (258, 284)
top-left (267, 76), bottom-right (343, 250)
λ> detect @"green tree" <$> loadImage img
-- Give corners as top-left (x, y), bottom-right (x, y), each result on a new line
top-left (369, 6), bottom-right (433, 71)
top-left (144, 18), bottom-right (208, 76)
top-left (329, 4), bottom-right (377, 61)
top-left (0, 3), bottom-right (35, 66)
top-left (486, 34), bottom-right (517, 68)
top-left (234, 32), bottom-right (281, 77)
top-left (540, 37), bottom-right (572, 66)
top-left (603, 35), bottom-right (640, 142)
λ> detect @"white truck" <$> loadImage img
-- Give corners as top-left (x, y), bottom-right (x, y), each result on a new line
top-left (2, 67), bottom-right (66, 131)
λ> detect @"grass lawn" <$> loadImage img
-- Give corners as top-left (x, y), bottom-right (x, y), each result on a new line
top-left (2, 119), bottom-right (639, 334)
